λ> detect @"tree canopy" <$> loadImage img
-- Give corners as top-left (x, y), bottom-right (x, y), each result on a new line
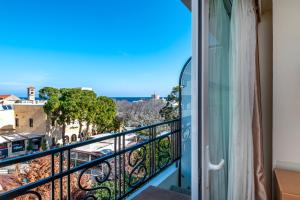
top-left (94, 96), bottom-right (117, 133)
top-left (39, 87), bottom-right (117, 145)
top-left (159, 86), bottom-right (180, 120)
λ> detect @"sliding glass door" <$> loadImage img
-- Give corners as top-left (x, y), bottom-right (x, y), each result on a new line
top-left (200, 0), bottom-right (231, 199)
top-left (191, 0), bottom-right (231, 199)
top-left (207, 0), bottom-right (230, 199)
top-left (194, 0), bottom-right (261, 198)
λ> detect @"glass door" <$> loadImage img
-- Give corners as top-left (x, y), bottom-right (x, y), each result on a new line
top-left (180, 58), bottom-right (192, 192)
top-left (202, 0), bottom-right (231, 199)
top-left (190, 0), bottom-right (232, 198)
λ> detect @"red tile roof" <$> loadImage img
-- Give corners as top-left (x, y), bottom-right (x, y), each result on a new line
top-left (0, 174), bottom-right (21, 191)
top-left (0, 95), bottom-right (11, 99)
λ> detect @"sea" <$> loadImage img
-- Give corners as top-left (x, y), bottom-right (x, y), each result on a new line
top-left (111, 97), bottom-right (153, 102)
top-left (20, 97), bottom-right (154, 102)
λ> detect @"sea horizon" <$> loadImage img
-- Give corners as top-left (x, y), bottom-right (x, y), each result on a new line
top-left (19, 96), bottom-right (164, 102)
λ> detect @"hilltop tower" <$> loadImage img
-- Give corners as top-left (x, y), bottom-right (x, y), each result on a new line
top-left (151, 92), bottom-right (160, 100)
top-left (27, 86), bottom-right (35, 101)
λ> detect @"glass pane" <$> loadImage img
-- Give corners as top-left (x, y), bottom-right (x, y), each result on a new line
top-left (208, 0), bottom-right (230, 199)
top-left (180, 58), bottom-right (192, 191)
top-left (12, 140), bottom-right (25, 153)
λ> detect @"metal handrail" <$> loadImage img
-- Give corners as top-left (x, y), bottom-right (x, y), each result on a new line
top-left (0, 119), bottom-right (181, 200)
top-left (0, 118), bottom-right (179, 168)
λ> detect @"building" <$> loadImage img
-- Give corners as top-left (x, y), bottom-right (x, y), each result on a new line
top-left (0, 104), bottom-right (47, 158)
top-left (14, 105), bottom-right (47, 134)
top-left (0, 86), bottom-right (98, 158)
top-left (151, 93), bottom-right (160, 100)
top-left (0, 105), bottom-right (15, 134)
top-left (0, 95), bottom-right (20, 105)
top-left (0, 133), bottom-right (44, 159)
top-left (0, 103), bottom-right (92, 158)
top-left (76, 87), bottom-right (93, 91)
top-left (27, 86), bottom-right (35, 101)
top-left (0, 89), bottom-right (88, 158)
top-left (13, 104), bottom-right (91, 147)
top-left (14, 86), bottom-right (46, 105)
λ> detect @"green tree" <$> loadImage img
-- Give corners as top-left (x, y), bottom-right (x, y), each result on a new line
top-left (93, 181), bottom-right (115, 200)
top-left (94, 96), bottom-right (117, 133)
top-left (40, 138), bottom-right (48, 151)
top-left (159, 86), bottom-right (180, 120)
top-left (112, 116), bottom-right (124, 133)
top-left (40, 87), bottom-right (117, 144)
top-left (39, 87), bottom-right (61, 124)
top-left (40, 88), bottom-right (80, 145)
top-left (58, 88), bottom-right (81, 144)
top-left (76, 90), bottom-right (97, 137)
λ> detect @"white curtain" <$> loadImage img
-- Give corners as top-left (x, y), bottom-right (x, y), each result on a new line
top-left (227, 0), bottom-right (257, 199)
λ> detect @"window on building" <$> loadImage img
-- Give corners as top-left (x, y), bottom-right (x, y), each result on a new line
top-left (29, 118), bottom-right (33, 127)
top-left (71, 134), bottom-right (77, 143)
top-left (31, 138), bottom-right (42, 151)
top-left (15, 118), bottom-right (19, 127)
top-left (0, 143), bottom-right (7, 149)
top-left (12, 140), bottom-right (25, 153)
top-left (0, 143), bottom-right (8, 159)
top-left (64, 136), bottom-right (70, 144)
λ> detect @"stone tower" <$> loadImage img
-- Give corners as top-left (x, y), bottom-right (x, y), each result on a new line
top-left (27, 86), bottom-right (35, 101)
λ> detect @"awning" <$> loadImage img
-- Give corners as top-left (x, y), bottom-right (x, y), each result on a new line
top-left (0, 136), bottom-right (9, 144)
top-left (2, 134), bottom-right (27, 142)
top-left (18, 132), bottom-right (44, 139)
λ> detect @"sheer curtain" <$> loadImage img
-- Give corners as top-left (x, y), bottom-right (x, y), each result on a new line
top-left (227, 0), bottom-right (257, 199)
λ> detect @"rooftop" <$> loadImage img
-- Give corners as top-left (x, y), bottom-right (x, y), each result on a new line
top-left (0, 133), bottom-right (44, 143)
top-left (0, 95), bottom-right (12, 100)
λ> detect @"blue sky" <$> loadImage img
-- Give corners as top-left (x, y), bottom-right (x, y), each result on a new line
top-left (0, 0), bottom-right (191, 97)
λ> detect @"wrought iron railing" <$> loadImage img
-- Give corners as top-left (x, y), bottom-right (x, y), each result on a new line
top-left (0, 119), bottom-right (181, 200)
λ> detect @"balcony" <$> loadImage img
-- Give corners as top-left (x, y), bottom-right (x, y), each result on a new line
top-left (0, 119), bottom-right (188, 199)
top-left (0, 57), bottom-right (192, 199)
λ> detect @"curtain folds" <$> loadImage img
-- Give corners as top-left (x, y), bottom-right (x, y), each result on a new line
top-left (227, 0), bottom-right (256, 199)
top-left (252, 0), bottom-right (269, 198)
top-left (207, 0), bottom-right (268, 199)
top-left (252, 43), bottom-right (269, 200)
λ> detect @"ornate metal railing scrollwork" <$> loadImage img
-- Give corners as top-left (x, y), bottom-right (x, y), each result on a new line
top-left (79, 161), bottom-right (112, 200)
top-left (128, 146), bottom-right (147, 188)
top-left (17, 190), bottom-right (43, 200)
top-left (157, 136), bottom-right (172, 169)
top-left (0, 119), bottom-right (180, 200)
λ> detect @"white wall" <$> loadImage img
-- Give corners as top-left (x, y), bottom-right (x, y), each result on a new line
top-left (273, 0), bottom-right (300, 170)
top-left (0, 109), bottom-right (15, 131)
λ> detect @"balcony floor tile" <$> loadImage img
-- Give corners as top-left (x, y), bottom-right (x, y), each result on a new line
top-left (133, 186), bottom-right (190, 200)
